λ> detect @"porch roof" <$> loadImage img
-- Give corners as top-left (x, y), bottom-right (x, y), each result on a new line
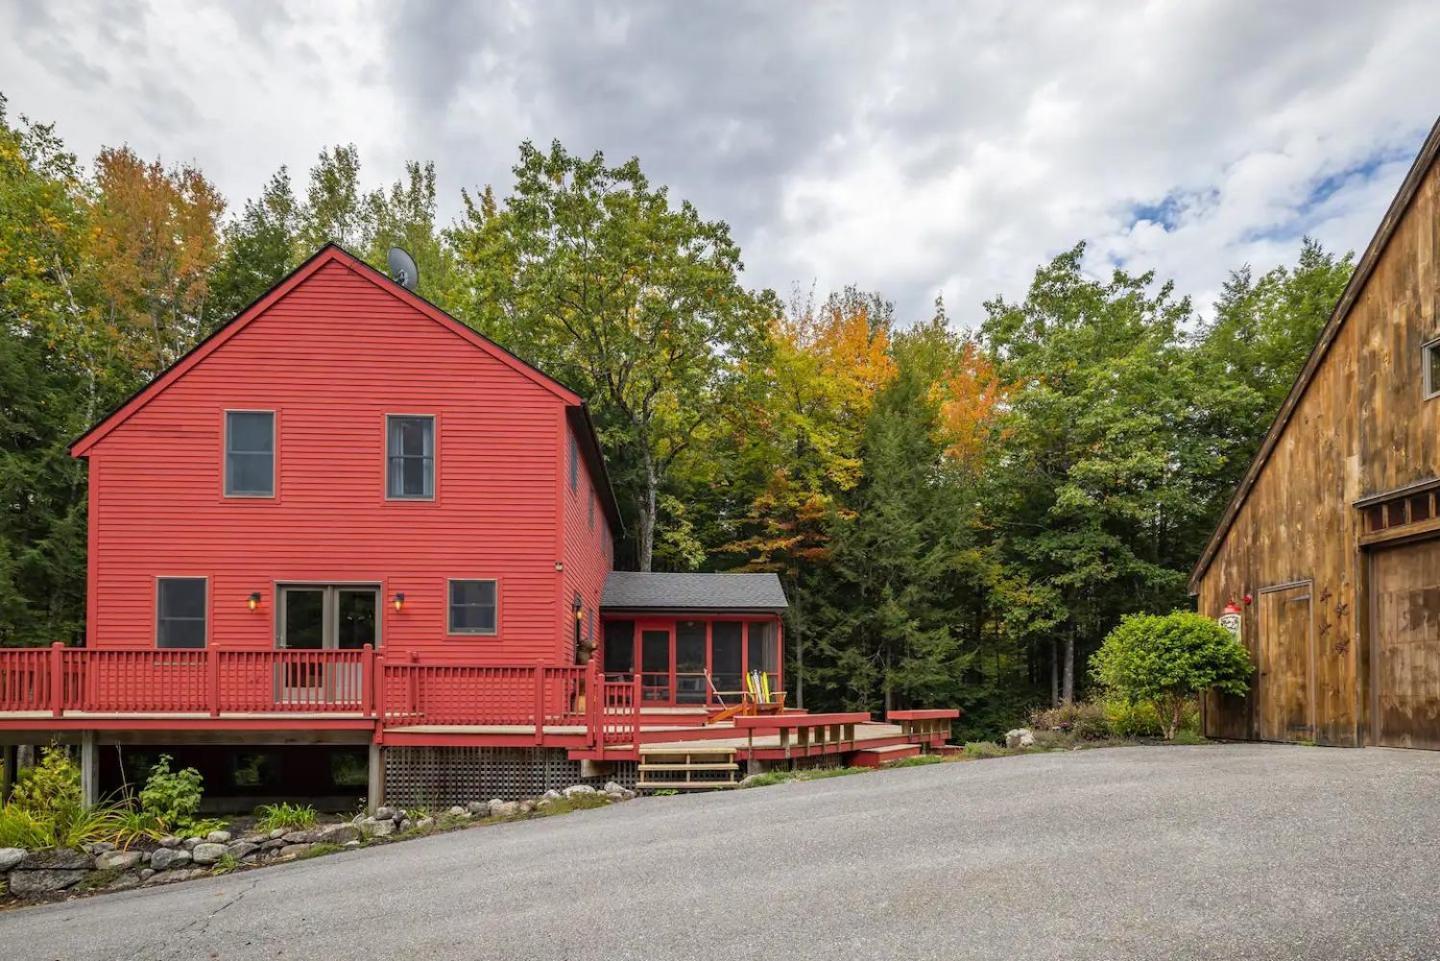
top-left (601, 572), bottom-right (788, 614)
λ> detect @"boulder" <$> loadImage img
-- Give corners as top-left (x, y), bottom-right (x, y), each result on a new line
top-left (373, 806), bottom-right (397, 821)
top-left (317, 823), bottom-right (361, 845)
top-left (88, 841), bottom-right (117, 855)
top-left (282, 830), bottom-right (320, 845)
top-left (225, 841), bottom-right (259, 860)
top-left (94, 850), bottom-right (143, 872)
top-left (190, 842), bottom-right (228, 865)
top-left (8, 869), bottom-right (87, 896)
top-left (519, 800), bottom-right (535, 814)
top-left (22, 848), bottom-right (91, 871)
top-left (0, 848), bottom-right (25, 873)
top-left (358, 817), bottom-right (395, 838)
top-left (542, 789), bottom-right (562, 802)
top-left (157, 836), bottom-right (182, 849)
top-left (239, 833), bottom-right (269, 847)
top-left (562, 784), bottom-right (597, 798)
top-left (278, 843), bottom-right (312, 859)
top-left (259, 838), bottom-right (287, 851)
top-left (149, 847), bottom-right (192, 871)
top-left (103, 872), bottom-right (143, 893)
top-left (603, 781), bottom-right (625, 795)
top-left (489, 800), bottom-right (520, 818)
top-left (447, 806), bottom-right (469, 819)
top-left (268, 828), bottom-right (288, 840)
top-left (397, 819), bottom-right (413, 833)
top-left (205, 830), bottom-right (232, 844)
top-left (414, 817), bottom-right (434, 832)
top-left (1005, 728), bottom-right (1036, 749)
top-left (139, 868), bottom-right (155, 882)
top-left (182, 837), bottom-right (200, 851)
top-left (466, 801), bottom-right (488, 816)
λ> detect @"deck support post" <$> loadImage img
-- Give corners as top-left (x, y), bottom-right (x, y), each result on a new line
top-left (79, 731), bottom-right (98, 808)
top-left (367, 742), bottom-right (384, 814)
top-left (0, 744), bottom-right (16, 803)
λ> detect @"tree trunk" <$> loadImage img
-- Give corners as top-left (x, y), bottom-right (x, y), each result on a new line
top-left (1062, 627), bottom-right (1075, 705)
top-left (636, 448), bottom-right (658, 572)
top-left (1050, 638), bottom-right (1059, 707)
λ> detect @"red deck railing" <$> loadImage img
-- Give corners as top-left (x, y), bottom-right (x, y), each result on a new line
top-left (0, 645), bottom-right (602, 734)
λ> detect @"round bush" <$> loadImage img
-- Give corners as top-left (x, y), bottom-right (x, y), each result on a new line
top-left (1091, 611), bottom-right (1251, 739)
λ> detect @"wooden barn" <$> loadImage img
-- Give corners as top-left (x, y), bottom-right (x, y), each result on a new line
top-left (1191, 116), bottom-right (1440, 750)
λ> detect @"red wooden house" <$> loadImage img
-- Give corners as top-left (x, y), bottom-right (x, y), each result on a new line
top-left (0, 245), bottom-right (953, 809)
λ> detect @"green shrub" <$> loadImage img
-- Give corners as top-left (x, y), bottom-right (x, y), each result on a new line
top-left (963, 741), bottom-right (1008, 759)
top-left (2, 746), bottom-right (123, 849)
top-left (1099, 698), bottom-right (1164, 738)
top-left (254, 802), bottom-right (317, 832)
top-left (11, 745), bottom-right (82, 812)
top-left (1029, 701), bottom-right (1110, 740)
top-left (138, 755), bottom-right (207, 834)
top-left (1092, 611), bottom-right (1251, 739)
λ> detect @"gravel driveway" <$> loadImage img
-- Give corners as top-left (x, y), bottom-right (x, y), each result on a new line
top-left (5, 743), bottom-right (1440, 961)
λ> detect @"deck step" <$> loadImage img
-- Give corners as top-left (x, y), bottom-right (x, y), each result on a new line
top-left (636, 780), bottom-right (738, 790)
top-left (638, 762), bottom-right (739, 772)
top-left (851, 743), bottom-right (922, 767)
top-left (636, 745), bottom-right (739, 791)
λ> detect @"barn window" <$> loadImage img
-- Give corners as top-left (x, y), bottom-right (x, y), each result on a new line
top-left (1363, 490), bottom-right (1439, 533)
top-left (1426, 341), bottom-right (1440, 399)
top-left (225, 411), bottom-right (274, 496)
top-left (156, 577), bottom-right (207, 648)
top-left (387, 415), bottom-right (434, 499)
top-left (448, 579), bottom-right (497, 635)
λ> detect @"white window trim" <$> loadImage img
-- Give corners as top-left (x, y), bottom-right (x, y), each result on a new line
top-left (1425, 338), bottom-right (1440, 400)
top-left (447, 578), bottom-right (499, 636)
top-left (224, 409), bottom-right (276, 498)
top-left (385, 413), bottom-right (437, 501)
top-left (155, 575), bottom-right (208, 649)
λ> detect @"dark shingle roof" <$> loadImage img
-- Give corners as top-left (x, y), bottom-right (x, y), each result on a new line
top-left (601, 572), bottom-right (788, 613)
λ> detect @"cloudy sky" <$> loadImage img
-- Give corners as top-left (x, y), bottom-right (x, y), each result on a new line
top-left (2, 1), bottom-right (1438, 325)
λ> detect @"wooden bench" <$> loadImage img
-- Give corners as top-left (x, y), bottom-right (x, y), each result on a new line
top-left (887, 708), bottom-right (961, 748)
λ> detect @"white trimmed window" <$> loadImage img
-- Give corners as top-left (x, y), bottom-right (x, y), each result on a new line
top-left (1426, 340), bottom-right (1440, 399)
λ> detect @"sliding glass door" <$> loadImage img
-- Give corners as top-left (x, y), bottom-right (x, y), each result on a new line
top-left (276, 585), bottom-right (378, 705)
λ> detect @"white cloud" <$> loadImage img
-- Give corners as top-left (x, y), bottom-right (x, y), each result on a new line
top-left (1, 0), bottom-right (1436, 326)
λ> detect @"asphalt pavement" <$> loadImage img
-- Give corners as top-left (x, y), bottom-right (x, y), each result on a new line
top-left (5, 743), bottom-right (1440, 961)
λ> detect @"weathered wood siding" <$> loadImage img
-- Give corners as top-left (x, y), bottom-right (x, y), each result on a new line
top-left (1197, 142), bottom-right (1440, 746)
top-left (82, 252), bottom-right (605, 666)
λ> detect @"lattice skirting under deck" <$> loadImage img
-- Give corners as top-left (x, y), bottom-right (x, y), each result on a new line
top-left (382, 746), bottom-right (637, 808)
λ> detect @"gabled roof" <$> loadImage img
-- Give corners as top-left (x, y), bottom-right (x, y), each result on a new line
top-left (601, 572), bottom-right (788, 613)
top-left (1189, 116), bottom-right (1440, 592)
top-left (69, 243), bottom-right (624, 532)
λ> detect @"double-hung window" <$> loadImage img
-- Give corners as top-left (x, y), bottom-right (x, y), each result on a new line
top-left (387, 415), bottom-right (435, 499)
top-left (156, 577), bottom-right (207, 648)
top-left (225, 411), bottom-right (275, 496)
top-left (449, 579), bottom-right (498, 635)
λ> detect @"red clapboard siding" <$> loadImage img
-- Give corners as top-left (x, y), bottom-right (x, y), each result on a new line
top-left (80, 250), bottom-right (608, 668)
top-left (561, 418), bottom-right (614, 661)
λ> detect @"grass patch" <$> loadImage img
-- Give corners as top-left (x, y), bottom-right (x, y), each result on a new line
top-left (295, 842), bottom-right (344, 860)
top-left (888, 753), bottom-right (947, 768)
top-left (739, 766), bottom-right (869, 789)
top-left (1168, 729), bottom-right (1209, 746)
top-left (254, 802), bottom-right (317, 832)
top-left (210, 853), bottom-right (240, 876)
top-left (962, 741), bottom-right (1013, 759)
top-left (533, 794), bottom-right (610, 817)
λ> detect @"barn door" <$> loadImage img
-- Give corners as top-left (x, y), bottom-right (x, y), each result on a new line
top-left (1369, 538), bottom-right (1440, 749)
top-left (1258, 582), bottom-right (1313, 741)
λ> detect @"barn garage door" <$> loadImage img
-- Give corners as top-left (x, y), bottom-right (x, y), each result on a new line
top-left (1370, 538), bottom-right (1440, 749)
top-left (1258, 583), bottom-right (1313, 741)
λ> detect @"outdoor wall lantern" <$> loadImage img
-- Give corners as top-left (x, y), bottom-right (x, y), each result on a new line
top-left (247, 592), bottom-right (261, 611)
top-left (575, 606), bottom-right (585, 623)
top-left (392, 592), bottom-right (406, 612)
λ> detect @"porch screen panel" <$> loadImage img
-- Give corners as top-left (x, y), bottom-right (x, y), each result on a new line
top-left (640, 630), bottom-right (670, 702)
top-left (711, 621), bottom-right (743, 698)
top-left (675, 620), bottom-right (706, 704)
top-left (603, 620), bottom-right (635, 679)
top-left (748, 621), bottom-right (778, 690)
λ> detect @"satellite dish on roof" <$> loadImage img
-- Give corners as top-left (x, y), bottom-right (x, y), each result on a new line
top-left (387, 247), bottom-right (419, 291)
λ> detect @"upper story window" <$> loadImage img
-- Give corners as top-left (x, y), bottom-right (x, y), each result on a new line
top-left (157, 577), bottom-right (207, 649)
top-left (387, 415), bottom-right (434, 500)
top-left (1363, 487), bottom-right (1436, 534)
top-left (225, 411), bottom-right (274, 496)
top-left (448, 579), bottom-right (497, 635)
top-left (1426, 340), bottom-right (1440, 399)
top-left (569, 432), bottom-right (579, 492)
